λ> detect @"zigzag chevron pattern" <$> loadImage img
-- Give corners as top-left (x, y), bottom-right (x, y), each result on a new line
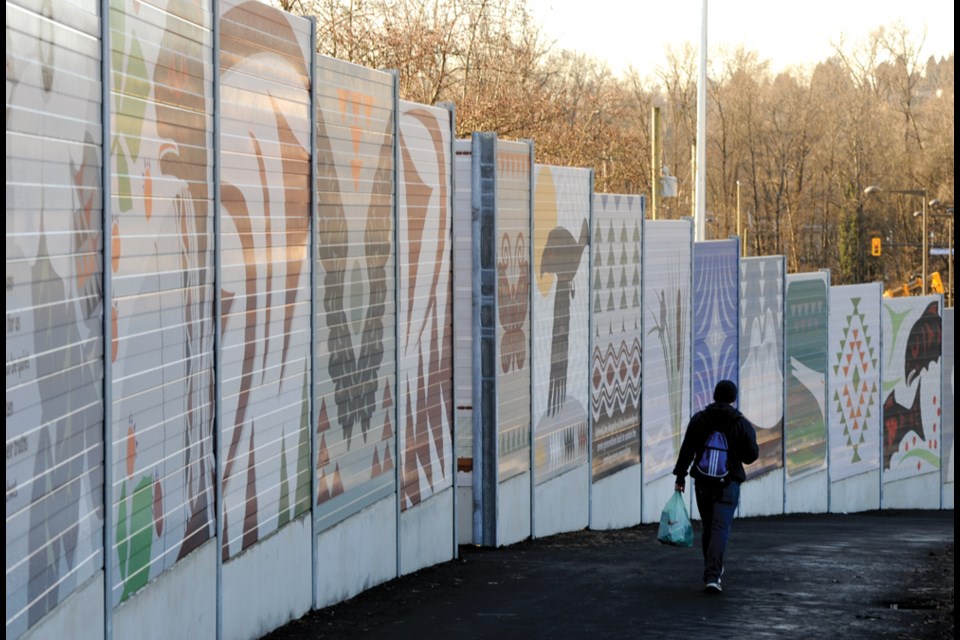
top-left (591, 337), bottom-right (642, 416)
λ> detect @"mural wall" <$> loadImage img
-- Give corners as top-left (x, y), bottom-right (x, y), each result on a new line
top-left (590, 195), bottom-right (644, 481)
top-left (692, 239), bottom-right (739, 414)
top-left (6, 0), bottom-right (956, 635)
top-left (218, 0), bottom-right (313, 559)
top-left (531, 166), bottom-right (591, 484)
top-left (943, 308), bottom-right (955, 497)
top-left (313, 56), bottom-right (396, 531)
top-left (828, 284), bottom-right (882, 482)
top-left (495, 140), bottom-right (532, 481)
top-left (397, 101), bottom-right (454, 510)
top-left (784, 272), bottom-right (829, 478)
top-left (6, 0), bottom-right (105, 634)
top-left (641, 220), bottom-right (692, 480)
top-left (881, 297), bottom-right (942, 483)
top-left (108, 0), bottom-right (215, 606)
top-left (739, 256), bottom-right (785, 478)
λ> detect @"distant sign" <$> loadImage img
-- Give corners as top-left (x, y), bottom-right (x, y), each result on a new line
top-left (930, 248), bottom-right (953, 256)
top-left (661, 175), bottom-right (677, 198)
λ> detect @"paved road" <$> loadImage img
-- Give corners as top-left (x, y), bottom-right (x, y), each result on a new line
top-left (263, 510), bottom-right (953, 639)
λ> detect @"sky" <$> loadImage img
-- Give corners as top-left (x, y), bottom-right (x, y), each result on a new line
top-left (524, 0), bottom-right (955, 78)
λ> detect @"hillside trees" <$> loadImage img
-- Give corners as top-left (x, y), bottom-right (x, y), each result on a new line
top-left (287, 0), bottom-right (953, 288)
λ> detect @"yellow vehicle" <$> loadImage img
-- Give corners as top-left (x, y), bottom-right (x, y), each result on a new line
top-left (883, 272), bottom-right (943, 297)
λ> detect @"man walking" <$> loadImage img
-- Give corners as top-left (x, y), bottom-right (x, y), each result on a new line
top-left (673, 380), bottom-right (759, 593)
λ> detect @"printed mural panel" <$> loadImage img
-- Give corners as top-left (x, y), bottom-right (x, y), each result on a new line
top-left (692, 239), bottom-right (739, 414)
top-left (108, 0), bottom-right (215, 606)
top-left (397, 101), bottom-right (454, 510)
top-left (314, 56), bottom-right (396, 530)
top-left (495, 140), bottom-right (532, 481)
top-left (218, 1), bottom-right (313, 560)
top-left (828, 284), bottom-right (882, 482)
top-left (590, 194), bottom-right (644, 481)
top-left (531, 166), bottom-right (591, 484)
top-left (739, 256), bottom-right (785, 478)
top-left (6, 1), bottom-right (105, 634)
top-left (943, 308), bottom-right (954, 490)
top-left (641, 220), bottom-right (692, 481)
top-left (452, 139), bottom-right (473, 469)
top-left (881, 296), bottom-right (941, 483)
top-left (784, 272), bottom-right (829, 479)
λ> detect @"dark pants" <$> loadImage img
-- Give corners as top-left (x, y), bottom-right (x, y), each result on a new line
top-left (694, 480), bottom-right (740, 584)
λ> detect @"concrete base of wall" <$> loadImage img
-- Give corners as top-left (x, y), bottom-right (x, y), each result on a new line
top-left (23, 573), bottom-right (104, 640)
top-left (641, 473), bottom-right (679, 524)
top-left (943, 480), bottom-right (954, 509)
top-left (785, 469), bottom-right (828, 514)
top-left (590, 465), bottom-right (641, 530)
top-left (113, 539), bottom-right (216, 640)
top-left (830, 470), bottom-right (880, 513)
top-left (883, 472), bottom-right (941, 509)
top-left (497, 472), bottom-right (530, 546)
top-left (456, 481), bottom-right (473, 545)
top-left (533, 464), bottom-right (588, 539)
top-left (400, 487), bottom-right (455, 576)
top-left (315, 495), bottom-right (397, 609)
top-left (222, 516), bottom-right (312, 640)
top-left (740, 469), bottom-right (784, 517)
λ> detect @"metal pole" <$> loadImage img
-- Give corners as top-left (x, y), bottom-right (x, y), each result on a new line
top-left (99, 0), bottom-right (115, 631)
top-left (737, 180), bottom-right (743, 255)
top-left (691, 144), bottom-right (696, 220)
top-left (949, 218), bottom-right (953, 307)
top-left (695, 0), bottom-right (708, 241)
top-left (922, 196), bottom-right (927, 295)
top-left (211, 2), bottom-right (223, 636)
top-left (391, 69), bottom-right (401, 577)
top-left (308, 15), bottom-right (319, 607)
top-left (651, 107), bottom-right (661, 220)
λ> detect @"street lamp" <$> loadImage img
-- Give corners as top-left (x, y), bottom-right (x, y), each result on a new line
top-left (864, 186), bottom-right (928, 294)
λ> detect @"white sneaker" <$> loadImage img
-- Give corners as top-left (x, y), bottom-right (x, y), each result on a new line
top-left (705, 581), bottom-right (722, 593)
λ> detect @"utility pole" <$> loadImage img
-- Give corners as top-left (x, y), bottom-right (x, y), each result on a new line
top-left (651, 106), bottom-right (661, 220)
top-left (691, 145), bottom-right (696, 220)
top-left (737, 180), bottom-right (744, 255)
top-left (694, 0), bottom-right (708, 241)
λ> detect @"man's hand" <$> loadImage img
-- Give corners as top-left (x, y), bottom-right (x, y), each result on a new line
top-left (674, 480), bottom-right (685, 493)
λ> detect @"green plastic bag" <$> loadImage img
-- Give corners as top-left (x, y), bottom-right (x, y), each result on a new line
top-left (657, 491), bottom-right (694, 547)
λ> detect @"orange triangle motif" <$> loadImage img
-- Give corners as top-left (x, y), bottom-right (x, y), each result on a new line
top-left (331, 464), bottom-right (344, 497)
top-left (317, 434), bottom-right (329, 467)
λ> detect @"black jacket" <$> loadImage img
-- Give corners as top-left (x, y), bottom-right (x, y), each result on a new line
top-left (672, 402), bottom-right (759, 484)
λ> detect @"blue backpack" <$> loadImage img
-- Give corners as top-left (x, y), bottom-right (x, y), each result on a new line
top-left (696, 430), bottom-right (729, 480)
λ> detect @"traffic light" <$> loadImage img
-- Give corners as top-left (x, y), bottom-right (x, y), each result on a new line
top-left (870, 236), bottom-right (882, 257)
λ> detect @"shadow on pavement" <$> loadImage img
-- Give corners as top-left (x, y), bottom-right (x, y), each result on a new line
top-left (263, 510), bottom-right (953, 639)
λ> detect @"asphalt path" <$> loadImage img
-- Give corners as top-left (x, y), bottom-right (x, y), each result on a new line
top-left (263, 510), bottom-right (953, 640)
